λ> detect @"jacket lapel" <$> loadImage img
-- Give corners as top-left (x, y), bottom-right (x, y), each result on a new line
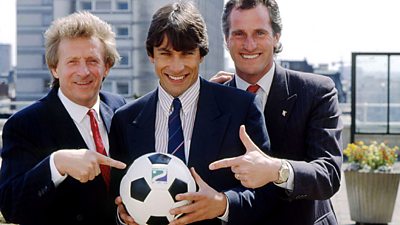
top-left (265, 65), bottom-right (297, 147)
top-left (188, 79), bottom-right (230, 179)
top-left (128, 90), bottom-right (158, 159)
top-left (44, 88), bottom-right (88, 149)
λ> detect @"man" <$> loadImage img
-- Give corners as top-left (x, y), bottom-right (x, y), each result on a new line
top-left (0, 12), bottom-right (126, 225)
top-left (209, 0), bottom-right (343, 224)
top-left (109, 1), bottom-right (270, 225)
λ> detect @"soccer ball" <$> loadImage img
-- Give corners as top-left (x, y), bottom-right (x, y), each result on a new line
top-left (120, 152), bottom-right (196, 225)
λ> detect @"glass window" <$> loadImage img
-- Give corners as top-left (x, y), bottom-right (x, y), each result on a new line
top-left (42, 13), bottom-right (52, 26)
top-left (117, 27), bottom-right (129, 36)
top-left (81, 1), bottom-right (92, 10)
top-left (119, 52), bottom-right (130, 66)
top-left (355, 55), bottom-right (388, 133)
top-left (101, 81), bottom-right (112, 92)
top-left (116, 1), bottom-right (129, 10)
top-left (96, 1), bottom-right (111, 10)
top-left (117, 82), bottom-right (129, 95)
top-left (389, 55), bottom-right (400, 133)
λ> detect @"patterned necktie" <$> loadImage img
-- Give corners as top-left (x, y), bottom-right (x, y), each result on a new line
top-left (87, 109), bottom-right (110, 189)
top-left (168, 98), bottom-right (185, 162)
top-left (246, 84), bottom-right (260, 93)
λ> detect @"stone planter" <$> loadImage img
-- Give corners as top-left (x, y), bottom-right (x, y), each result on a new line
top-left (344, 170), bottom-right (400, 224)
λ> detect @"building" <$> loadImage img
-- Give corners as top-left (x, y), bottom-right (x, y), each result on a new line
top-left (0, 44), bottom-right (11, 75)
top-left (16, 0), bottom-right (225, 101)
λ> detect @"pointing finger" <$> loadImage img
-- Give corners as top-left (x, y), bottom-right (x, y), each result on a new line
top-left (209, 156), bottom-right (240, 170)
top-left (239, 125), bottom-right (258, 153)
top-left (96, 153), bottom-right (126, 169)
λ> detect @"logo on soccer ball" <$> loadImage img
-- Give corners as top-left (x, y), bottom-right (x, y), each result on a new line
top-left (152, 167), bottom-right (167, 183)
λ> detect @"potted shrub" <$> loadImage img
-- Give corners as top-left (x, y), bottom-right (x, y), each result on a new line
top-left (344, 141), bottom-right (399, 224)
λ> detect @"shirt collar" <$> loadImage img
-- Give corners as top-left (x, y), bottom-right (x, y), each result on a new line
top-left (235, 62), bottom-right (275, 93)
top-left (58, 88), bottom-right (101, 123)
top-left (158, 77), bottom-right (200, 115)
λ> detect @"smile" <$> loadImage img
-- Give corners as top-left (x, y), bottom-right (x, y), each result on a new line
top-left (167, 74), bottom-right (187, 81)
top-left (241, 54), bottom-right (260, 59)
top-left (75, 81), bottom-right (92, 85)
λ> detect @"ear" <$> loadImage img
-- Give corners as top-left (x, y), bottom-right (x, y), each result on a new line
top-left (103, 64), bottom-right (111, 78)
top-left (148, 56), bottom-right (155, 64)
top-left (273, 33), bottom-right (281, 46)
top-left (200, 56), bottom-right (204, 63)
top-left (51, 68), bottom-right (59, 78)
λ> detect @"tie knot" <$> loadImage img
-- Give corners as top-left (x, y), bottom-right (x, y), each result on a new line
top-left (172, 98), bottom-right (182, 112)
top-left (246, 84), bottom-right (260, 94)
top-left (87, 108), bottom-right (96, 118)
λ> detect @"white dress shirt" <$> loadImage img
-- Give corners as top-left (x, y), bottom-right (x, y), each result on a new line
top-left (155, 78), bottom-right (200, 163)
top-left (49, 89), bottom-right (108, 186)
top-left (235, 62), bottom-right (294, 191)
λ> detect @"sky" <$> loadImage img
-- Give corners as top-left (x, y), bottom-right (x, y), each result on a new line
top-left (1, 0), bottom-right (400, 66)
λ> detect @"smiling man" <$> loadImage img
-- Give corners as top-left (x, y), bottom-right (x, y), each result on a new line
top-left (0, 12), bottom-right (126, 225)
top-left (108, 1), bottom-right (270, 225)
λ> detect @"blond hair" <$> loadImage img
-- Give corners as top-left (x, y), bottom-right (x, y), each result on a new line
top-left (44, 11), bottom-right (120, 87)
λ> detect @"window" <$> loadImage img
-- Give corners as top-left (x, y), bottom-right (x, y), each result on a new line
top-left (119, 52), bottom-right (131, 66)
top-left (42, 13), bottom-right (52, 26)
top-left (101, 81), bottom-right (112, 92)
top-left (81, 1), bottom-right (92, 10)
top-left (117, 82), bottom-right (129, 95)
top-left (116, 1), bottom-right (129, 10)
top-left (116, 27), bottom-right (129, 37)
top-left (96, 1), bottom-right (111, 10)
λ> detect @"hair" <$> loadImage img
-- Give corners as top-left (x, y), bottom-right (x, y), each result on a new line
top-left (44, 11), bottom-right (120, 88)
top-left (222, 0), bottom-right (283, 54)
top-left (146, 1), bottom-right (209, 58)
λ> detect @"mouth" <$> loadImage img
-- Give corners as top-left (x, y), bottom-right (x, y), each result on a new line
top-left (241, 53), bottom-right (260, 59)
top-left (75, 80), bottom-right (92, 86)
top-left (166, 74), bottom-right (188, 81)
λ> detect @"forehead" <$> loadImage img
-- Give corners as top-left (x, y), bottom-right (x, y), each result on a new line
top-left (58, 36), bottom-right (104, 57)
top-left (229, 4), bottom-right (272, 31)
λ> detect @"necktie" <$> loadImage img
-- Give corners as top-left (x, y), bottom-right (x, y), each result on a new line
top-left (168, 98), bottom-right (185, 162)
top-left (247, 84), bottom-right (260, 94)
top-left (87, 109), bottom-right (110, 189)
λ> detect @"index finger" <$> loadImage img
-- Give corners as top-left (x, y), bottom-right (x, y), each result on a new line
top-left (209, 156), bottom-right (240, 170)
top-left (96, 153), bottom-right (126, 169)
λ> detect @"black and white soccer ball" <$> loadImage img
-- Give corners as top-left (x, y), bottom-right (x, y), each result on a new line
top-left (120, 152), bottom-right (196, 225)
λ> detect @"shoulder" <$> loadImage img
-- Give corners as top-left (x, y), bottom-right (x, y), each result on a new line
top-left (201, 78), bottom-right (255, 102)
top-left (114, 90), bottom-right (156, 116)
top-left (100, 91), bottom-right (126, 109)
top-left (283, 68), bottom-right (335, 91)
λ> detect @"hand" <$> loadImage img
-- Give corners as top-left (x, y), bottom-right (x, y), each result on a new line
top-left (209, 71), bottom-right (234, 84)
top-left (169, 168), bottom-right (227, 225)
top-left (54, 149), bottom-right (126, 183)
top-left (209, 125), bottom-right (281, 188)
top-left (115, 196), bottom-right (138, 225)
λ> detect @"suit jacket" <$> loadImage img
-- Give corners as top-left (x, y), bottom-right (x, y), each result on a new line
top-left (227, 64), bottom-right (343, 225)
top-left (109, 78), bottom-right (270, 225)
top-left (0, 87), bottom-right (126, 225)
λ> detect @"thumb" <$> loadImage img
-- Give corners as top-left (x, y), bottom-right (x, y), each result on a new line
top-left (190, 167), bottom-right (209, 190)
top-left (239, 125), bottom-right (258, 153)
top-left (96, 153), bottom-right (126, 169)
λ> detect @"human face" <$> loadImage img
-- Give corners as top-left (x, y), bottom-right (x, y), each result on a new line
top-left (149, 36), bottom-right (203, 97)
top-left (51, 37), bottom-right (110, 108)
top-left (226, 4), bottom-right (280, 84)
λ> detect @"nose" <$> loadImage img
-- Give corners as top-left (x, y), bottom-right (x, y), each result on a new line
top-left (243, 36), bottom-right (257, 51)
top-left (77, 62), bottom-right (90, 76)
top-left (169, 56), bottom-right (185, 74)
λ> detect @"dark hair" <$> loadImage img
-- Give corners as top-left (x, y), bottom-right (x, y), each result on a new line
top-left (222, 0), bottom-right (282, 54)
top-left (146, 1), bottom-right (209, 57)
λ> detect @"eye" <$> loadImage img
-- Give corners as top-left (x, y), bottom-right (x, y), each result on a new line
top-left (232, 31), bottom-right (244, 38)
top-left (256, 30), bottom-right (266, 36)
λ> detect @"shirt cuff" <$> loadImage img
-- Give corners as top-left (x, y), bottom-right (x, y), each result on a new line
top-left (217, 193), bottom-right (229, 222)
top-left (50, 152), bottom-right (67, 187)
top-left (274, 160), bottom-right (294, 191)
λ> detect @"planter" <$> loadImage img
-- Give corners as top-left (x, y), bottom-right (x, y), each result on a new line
top-left (344, 170), bottom-right (400, 224)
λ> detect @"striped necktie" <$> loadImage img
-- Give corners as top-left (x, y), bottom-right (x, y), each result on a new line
top-left (168, 98), bottom-right (185, 162)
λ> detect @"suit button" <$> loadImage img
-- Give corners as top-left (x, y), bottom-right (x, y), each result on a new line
top-left (76, 214), bottom-right (84, 222)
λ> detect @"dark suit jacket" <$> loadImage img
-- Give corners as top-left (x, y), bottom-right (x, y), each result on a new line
top-left (0, 87), bottom-right (126, 225)
top-left (227, 64), bottom-right (343, 225)
top-left (109, 78), bottom-right (270, 225)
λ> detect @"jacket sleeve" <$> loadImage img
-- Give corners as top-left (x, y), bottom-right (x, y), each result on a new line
top-left (0, 117), bottom-right (56, 223)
